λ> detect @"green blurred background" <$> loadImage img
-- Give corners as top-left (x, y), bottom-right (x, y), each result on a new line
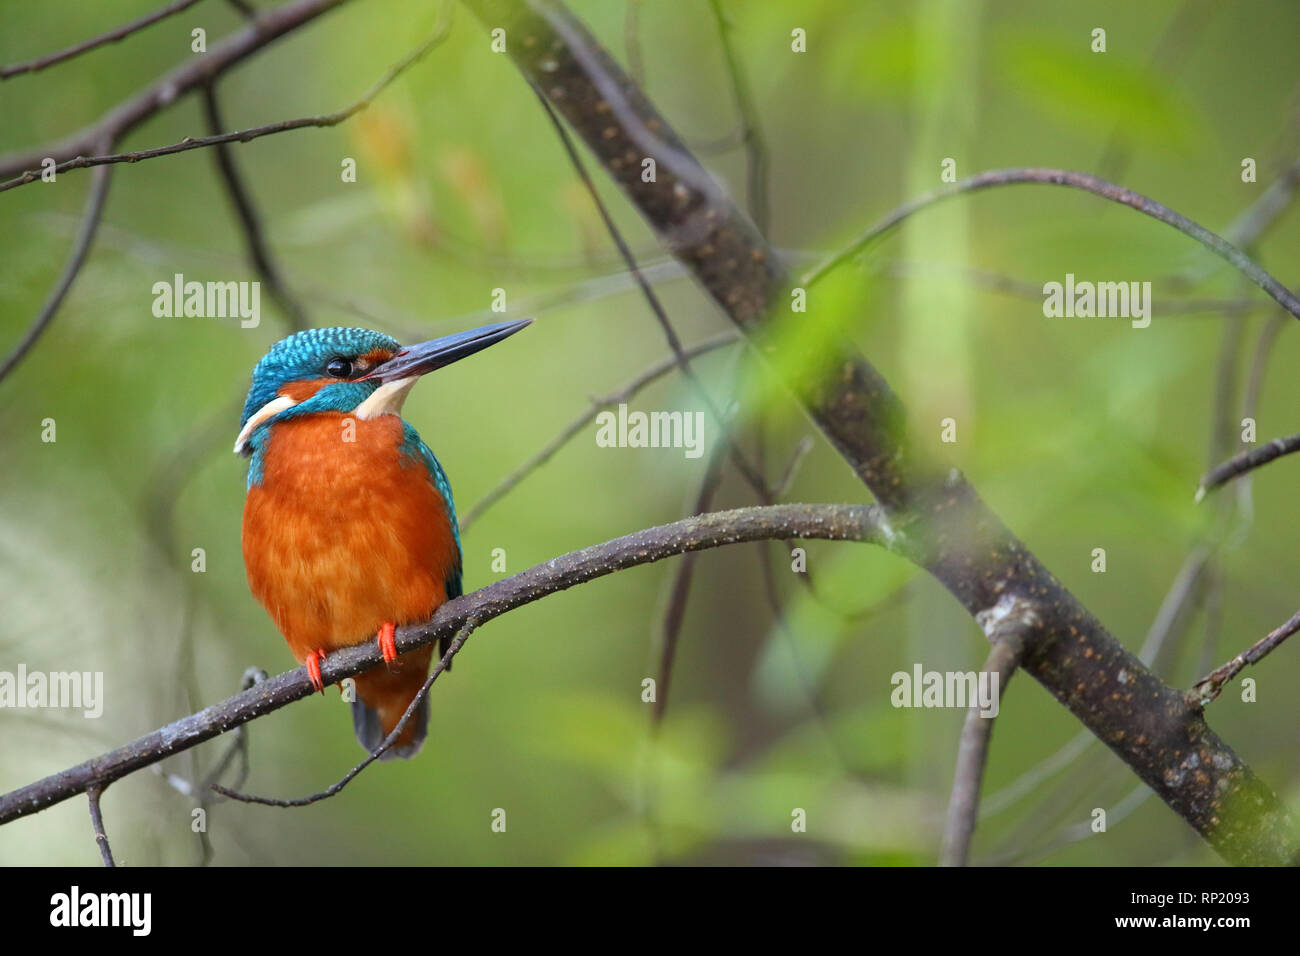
top-left (1, 0), bottom-right (1298, 865)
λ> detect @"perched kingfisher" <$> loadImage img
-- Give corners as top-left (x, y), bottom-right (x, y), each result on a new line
top-left (235, 320), bottom-right (531, 758)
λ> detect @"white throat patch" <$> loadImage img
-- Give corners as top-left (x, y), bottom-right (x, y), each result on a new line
top-left (354, 377), bottom-right (418, 420)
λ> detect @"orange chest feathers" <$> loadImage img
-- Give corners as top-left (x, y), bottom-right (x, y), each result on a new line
top-left (241, 413), bottom-right (459, 663)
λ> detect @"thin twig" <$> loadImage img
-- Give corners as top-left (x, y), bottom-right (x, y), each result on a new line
top-left (1241, 313), bottom-right (1287, 428)
top-left (1196, 430), bottom-right (1300, 499)
top-left (201, 83), bottom-right (310, 330)
top-left (214, 624), bottom-right (476, 805)
top-left (1193, 608), bottom-right (1300, 706)
top-left (1225, 154), bottom-right (1300, 249)
top-left (0, 0), bottom-right (207, 80)
top-left (0, 1), bottom-right (450, 194)
top-left (0, 159), bottom-right (113, 385)
top-left (460, 331), bottom-right (738, 532)
top-left (939, 603), bottom-right (1033, 866)
top-left (801, 167), bottom-right (1300, 323)
top-left (880, 260), bottom-right (1267, 316)
top-left (0, 0), bottom-right (354, 183)
top-left (707, 0), bottom-right (768, 234)
top-left (652, 437), bottom-right (730, 727)
top-left (529, 86), bottom-right (772, 496)
top-left (774, 437), bottom-right (814, 498)
top-left (988, 783), bottom-right (1153, 866)
top-left (86, 786), bottom-right (116, 867)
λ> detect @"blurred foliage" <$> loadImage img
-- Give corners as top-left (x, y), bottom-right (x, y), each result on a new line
top-left (1, 0), bottom-right (1298, 866)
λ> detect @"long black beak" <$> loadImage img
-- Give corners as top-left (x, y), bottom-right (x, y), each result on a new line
top-left (366, 319), bottom-right (533, 383)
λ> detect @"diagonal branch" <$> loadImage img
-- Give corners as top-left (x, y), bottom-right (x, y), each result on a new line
top-left (201, 83), bottom-right (310, 330)
top-left (939, 600), bottom-right (1034, 867)
top-left (460, 330), bottom-right (738, 532)
top-left (1197, 430), bottom-right (1300, 499)
top-left (0, 0), bottom-right (352, 181)
top-left (0, 160), bottom-right (114, 385)
top-left (1193, 607), bottom-right (1300, 706)
top-left (462, 0), bottom-right (1298, 864)
top-left (0, 503), bottom-right (888, 827)
top-left (0, 0), bottom-right (208, 80)
top-left (0, 0), bottom-right (450, 195)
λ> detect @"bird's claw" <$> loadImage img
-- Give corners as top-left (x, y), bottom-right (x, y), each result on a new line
top-left (305, 648), bottom-right (328, 695)
top-left (378, 621), bottom-right (398, 665)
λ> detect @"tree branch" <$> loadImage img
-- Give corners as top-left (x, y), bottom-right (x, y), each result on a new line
top-left (214, 622), bottom-right (478, 805)
top-left (1193, 607), bottom-right (1300, 706)
top-left (86, 786), bottom-right (116, 867)
top-left (201, 83), bottom-right (310, 330)
top-left (0, 0), bottom-right (208, 80)
top-left (460, 330), bottom-right (738, 532)
top-left (461, 0), bottom-right (1299, 864)
top-left (0, 503), bottom-right (887, 827)
top-left (0, 0), bottom-right (452, 195)
top-left (0, 0), bottom-right (351, 181)
top-left (939, 601), bottom-right (1033, 867)
top-left (0, 160), bottom-right (113, 385)
top-left (801, 167), bottom-right (1300, 323)
top-left (1197, 430), bottom-right (1300, 499)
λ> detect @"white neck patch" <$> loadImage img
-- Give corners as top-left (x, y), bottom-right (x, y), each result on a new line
top-left (233, 396), bottom-right (298, 454)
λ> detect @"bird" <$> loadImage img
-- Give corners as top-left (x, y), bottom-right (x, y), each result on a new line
top-left (235, 320), bottom-right (531, 759)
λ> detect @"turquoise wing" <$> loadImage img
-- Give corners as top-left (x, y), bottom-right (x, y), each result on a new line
top-left (401, 423), bottom-right (463, 668)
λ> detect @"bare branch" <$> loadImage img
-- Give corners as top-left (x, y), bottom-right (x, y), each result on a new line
top-left (1226, 154), bottom-right (1300, 249)
top-left (0, 503), bottom-right (888, 827)
top-left (86, 786), bottom-right (116, 867)
top-left (0, 0), bottom-right (207, 80)
top-left (801, 167), bottom-right (1300, 323)
top-left (880, 260), bottom-right (1268, 316)
top-left (214, 623), bottom-right (476, 806)
top-left (1193, 608), bottom-right (1300, 706)
top-left (200, 83), bottom-right (309, 330)
top-left (653, 436), bottom-right (729, 727)
top-left (460, 331), bottom-right (738, 532)
top-left (939, 600), bottom-right (1033, 866)
top-left (0, 1), bottom-right (452, 194)
top-left (0, 0), bottom-right (353, 182)
top-left (1197, 431), bottom-right (1300, 499)
top-left (462, 0), bottom-right (1298, 864)
top-left (0, 161), bottom-right (113, 385)
top-left (529, 86), bottom-right (771, 497)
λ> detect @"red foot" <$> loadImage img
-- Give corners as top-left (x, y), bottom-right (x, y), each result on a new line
top-left (378, 621), bottom-right (398, 665)
top-left (305, 648), bottom-right (328, 695)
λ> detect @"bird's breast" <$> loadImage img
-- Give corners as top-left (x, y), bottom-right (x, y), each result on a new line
top-left (241, 412), bottom-right (458, 662)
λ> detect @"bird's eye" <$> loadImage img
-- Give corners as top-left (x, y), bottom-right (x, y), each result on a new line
top-left (326, 357), bottom-right (354, 378)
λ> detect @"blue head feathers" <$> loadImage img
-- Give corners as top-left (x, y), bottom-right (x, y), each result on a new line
top-left (240, 327), bottom-right (400, 428)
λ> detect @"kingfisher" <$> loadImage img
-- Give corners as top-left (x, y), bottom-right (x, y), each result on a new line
top-left (235, 320), bottom-right (531, 759)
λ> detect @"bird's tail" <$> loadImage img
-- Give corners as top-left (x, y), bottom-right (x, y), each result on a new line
top-left (350, 645), bottom-right (434, 760)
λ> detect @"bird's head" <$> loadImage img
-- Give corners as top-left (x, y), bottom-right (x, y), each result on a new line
top-left (235, 320), bottom-right (531, 455)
